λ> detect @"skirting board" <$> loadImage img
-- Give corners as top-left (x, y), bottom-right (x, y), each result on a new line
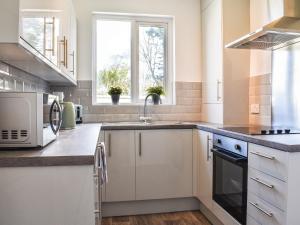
top-left (102, 197), bottom-right (200, 217)
top-left (199, 201), bottom-right (223, 225)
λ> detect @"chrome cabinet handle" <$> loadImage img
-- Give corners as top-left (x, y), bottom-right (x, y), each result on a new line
top-left (249, 202), bottom-right (273, 217)
top-left (217, 79), bottom-right (221, 101)
top-left (250, 177), bottom-right (274, 189)
top-left (139, 133), bottom-right (142, 156)
top-left (108, 133), bottom-right (111, 157)
top-left (207, 135), bottom-right (212, 161)
top-left (250, 151), bottom-right (275, 160)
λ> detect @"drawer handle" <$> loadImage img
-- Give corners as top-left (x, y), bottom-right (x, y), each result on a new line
top-left (250, 177), bottom-right (274, 189)
top-left (249, 201), bottom-right (273, 217)
top-left (250, 151), bottom-right (275, 160)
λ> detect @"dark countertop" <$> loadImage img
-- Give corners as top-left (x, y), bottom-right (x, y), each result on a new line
top-left (1, 121), bottom-right (300, 168)
top-left (102, 121), bottom-right (300, 152)
top-left (0, 124), bottom-right (101, 167)
top-left (101, 121), bottom-right (196, 130)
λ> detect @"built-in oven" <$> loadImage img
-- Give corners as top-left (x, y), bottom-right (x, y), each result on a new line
top-left (211, 134), bottom-right (248, 225)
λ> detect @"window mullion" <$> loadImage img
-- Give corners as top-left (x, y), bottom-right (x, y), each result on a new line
top-left (131, 20), bottom-right (139, 103)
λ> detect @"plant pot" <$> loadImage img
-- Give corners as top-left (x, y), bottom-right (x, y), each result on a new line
top-left (152, 94), bottom-right (161, 105)
top-left (111, 94), bottom-right (120, 105)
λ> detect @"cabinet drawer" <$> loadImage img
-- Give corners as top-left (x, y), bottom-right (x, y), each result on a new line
top-left (248, 192), bottom-right (286, 225)
top-left (248, 168), bottom-right (287, 210)
top-left (248, 144), bottom-right (288, 181)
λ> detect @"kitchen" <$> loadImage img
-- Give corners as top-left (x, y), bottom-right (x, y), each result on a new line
top-left (0, 0), bottom-right (300, 225)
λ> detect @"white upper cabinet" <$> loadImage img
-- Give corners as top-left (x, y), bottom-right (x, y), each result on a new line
top-left (0, 0), bottom-right (77, 85)
top-left (135, 129), bottom-right (193, 200)
top-left (201, 0), bottom-right (223, 104)
top-left (201, 0), bottom-right (250, 125)
top-left (201, 0), bottom-right (222, 85)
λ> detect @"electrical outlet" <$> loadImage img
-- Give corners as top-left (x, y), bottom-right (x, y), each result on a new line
top-left (250, 104), bottom-right (260, 114)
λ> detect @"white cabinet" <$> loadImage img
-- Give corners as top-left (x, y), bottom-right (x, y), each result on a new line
top-left (201, 0), bottom-right (223, 104)
top-left (247, 144), bottom-right (300, 225)
top-left (67, 4), bottom-right (77, 78)
top-left (0, 166), bottom-right (95, 225)
top-left (135, 129), bottom-right (193, 200)
top-left (195, 130), bottom-right (213, 210)
top-left (104, 130), bottom-right (135, 202)
top-left (102, 129), bottom-right (193, 202)
top-left (201, 0), bottom-right (250, 125)
top-left (0, 0), bottom-right (77, 85)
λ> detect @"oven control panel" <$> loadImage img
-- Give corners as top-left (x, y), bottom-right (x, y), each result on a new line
top-left (213, 134), bottom-right (248, 157)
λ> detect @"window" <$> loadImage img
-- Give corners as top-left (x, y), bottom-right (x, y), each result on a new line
top-left (92, 13), bottom-right (174, 104)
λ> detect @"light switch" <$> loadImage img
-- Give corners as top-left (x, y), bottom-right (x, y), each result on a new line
top-left (250, 104), bottom-right (260, 114)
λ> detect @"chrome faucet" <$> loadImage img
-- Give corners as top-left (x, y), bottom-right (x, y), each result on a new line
top-left (140, 93), bottom-right (161, 123)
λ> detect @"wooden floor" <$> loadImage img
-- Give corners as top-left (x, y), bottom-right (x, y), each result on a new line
top-left (102, 211), bottom-right (212, 225)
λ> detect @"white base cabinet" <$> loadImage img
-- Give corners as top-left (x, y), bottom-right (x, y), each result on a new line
top-left (104, 130), bottom-right (136, 202)
top-left (136, 129), bottom-right (193, 200)
top-left (102, 129), bottom-right (194, 202)
top-left (247, 143), bottom-right (300, 225)
top-left (194, 129), bottom-right (213, 210)
top-left (0, 166), bottom-right (95, 225)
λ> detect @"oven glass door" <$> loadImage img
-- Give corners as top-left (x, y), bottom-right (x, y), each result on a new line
top-left (212, 148), bottom-right (247, 225)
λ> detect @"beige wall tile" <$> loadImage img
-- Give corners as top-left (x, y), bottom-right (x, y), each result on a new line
top-left (249, 74), bottom-right (272, 126)
top-left (53, 81), bottom-right (202, 123)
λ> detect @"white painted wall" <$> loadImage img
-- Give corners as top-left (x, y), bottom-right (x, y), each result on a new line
top-left (72, 0), bottom-right (201, 82)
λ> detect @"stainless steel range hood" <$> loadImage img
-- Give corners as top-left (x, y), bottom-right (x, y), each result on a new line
top-left (226, 0), bottom-right (300, 50)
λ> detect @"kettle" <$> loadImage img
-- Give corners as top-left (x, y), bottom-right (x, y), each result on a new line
top-left (60, 102), bottom-right (76, 129)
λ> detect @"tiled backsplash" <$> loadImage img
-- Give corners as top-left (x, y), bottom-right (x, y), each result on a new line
top-left (249, 74), bottom-right (272, 126)
top-left (0, 62), bottom-right (50, 93)
top-left (52, 81), bottom-right (202, 123)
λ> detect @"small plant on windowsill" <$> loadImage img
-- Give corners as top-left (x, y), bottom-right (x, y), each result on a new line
top-left (108, 86), bottom-right (123, 105)
top-left (146, 86), bottom-right (165, 105)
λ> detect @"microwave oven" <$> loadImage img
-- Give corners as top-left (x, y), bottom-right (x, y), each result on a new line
top-left (0, 92), bottom-right (62, 148)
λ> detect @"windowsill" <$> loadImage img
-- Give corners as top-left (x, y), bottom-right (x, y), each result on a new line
top-left (92, 103), bottom-right (176, 106)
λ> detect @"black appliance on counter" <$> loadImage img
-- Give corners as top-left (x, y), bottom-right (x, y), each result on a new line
top-left (211, 134), bottom-right (248, 225)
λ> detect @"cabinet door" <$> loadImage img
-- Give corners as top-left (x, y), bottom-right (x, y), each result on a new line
top-left (67, 5), bottom-right (77, 78)
top-left (136, 129), bottom-right (193, 200)
top-left (0, 166), bottom-right (95, 225)
top-left (19, 0), bottom-right (70, 67)
top-left (19, 11), bottom-right (61, 65)
top-left (104, 130), bottom-right (135, 202)
top-left (197, 130), bottom-right (213, 210)
top-left (201, 0), bottom-right (223, 104)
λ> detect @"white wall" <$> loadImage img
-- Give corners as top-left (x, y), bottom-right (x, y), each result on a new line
top-left (72, 0), bottom-right (201, 82)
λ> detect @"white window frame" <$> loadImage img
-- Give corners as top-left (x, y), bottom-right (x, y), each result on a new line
top-left (92, 12), bottom-right (175, 105)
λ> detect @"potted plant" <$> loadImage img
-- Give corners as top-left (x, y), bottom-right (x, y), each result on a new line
top-left (146, 86), bottom-right (165, 105)
top-left (108, 86), bottom-right (123, 105)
